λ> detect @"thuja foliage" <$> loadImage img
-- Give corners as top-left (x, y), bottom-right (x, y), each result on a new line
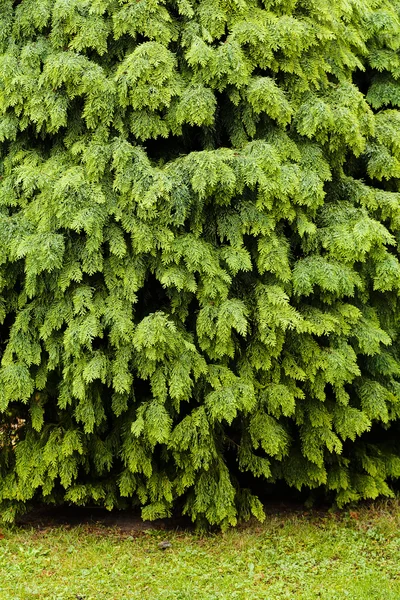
top-left (1, 0), bottom-right (400, 528)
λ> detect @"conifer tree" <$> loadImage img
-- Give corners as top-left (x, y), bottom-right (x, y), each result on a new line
top-left (1, 0), bottom-right (400, 527)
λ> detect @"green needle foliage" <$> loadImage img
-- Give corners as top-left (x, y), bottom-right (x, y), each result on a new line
top-left (1, 0), bottom-right (400, 528)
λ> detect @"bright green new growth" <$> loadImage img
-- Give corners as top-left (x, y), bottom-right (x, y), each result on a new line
top-left (1, 0), bottom-right (400, 528)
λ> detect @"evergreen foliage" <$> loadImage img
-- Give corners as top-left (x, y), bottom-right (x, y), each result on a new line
top-left (1, 0), bottom-right (400, 527)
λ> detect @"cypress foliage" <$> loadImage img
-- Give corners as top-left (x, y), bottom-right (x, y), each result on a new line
top-left (1, 0), bottom-right (400, 527)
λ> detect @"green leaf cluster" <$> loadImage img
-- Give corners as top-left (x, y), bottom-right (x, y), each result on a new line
top-left (1, 0), bottom-right (400, 528)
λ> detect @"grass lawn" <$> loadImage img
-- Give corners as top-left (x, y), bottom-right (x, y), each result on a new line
top-left (1, 502), bottom-right (400, 599)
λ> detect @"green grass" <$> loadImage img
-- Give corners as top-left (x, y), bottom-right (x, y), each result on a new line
top-left (1, 502), bottom-right (400, 599)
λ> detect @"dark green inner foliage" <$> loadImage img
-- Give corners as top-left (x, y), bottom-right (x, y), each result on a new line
top-left (1, 0), bottom-right (400, 527)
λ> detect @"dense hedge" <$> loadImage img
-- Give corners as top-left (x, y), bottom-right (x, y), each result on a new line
top-left (1, 0), bottom-right (400, 527)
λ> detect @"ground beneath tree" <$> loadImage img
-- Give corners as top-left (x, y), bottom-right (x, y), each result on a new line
top-left (16, 501), bottom-right (331, 534)
top-left (17, 505), bottom-right (189, 533)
